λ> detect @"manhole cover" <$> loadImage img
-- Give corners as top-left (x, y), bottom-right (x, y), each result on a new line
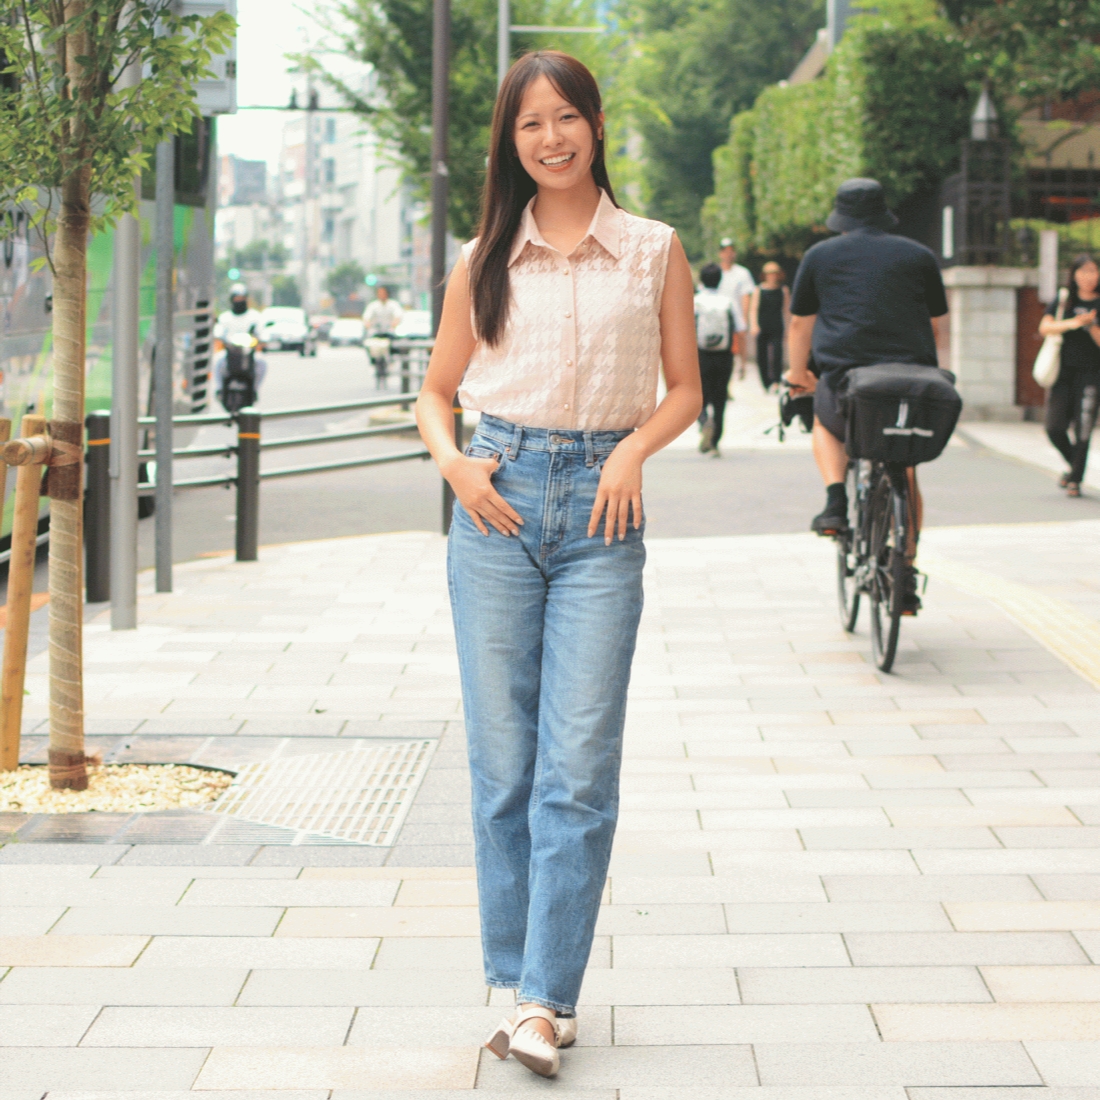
top-left (209, 742), bottom-right (436, 846)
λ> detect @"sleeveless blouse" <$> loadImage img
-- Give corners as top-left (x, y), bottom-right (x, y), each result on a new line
top-left (459, 190), bottom-right (675, 431)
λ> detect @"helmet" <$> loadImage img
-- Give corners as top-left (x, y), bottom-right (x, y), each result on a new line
top-left (229, 282), bottom-right (249, 314)
top-left (230, 282), bottom-right (247, 298)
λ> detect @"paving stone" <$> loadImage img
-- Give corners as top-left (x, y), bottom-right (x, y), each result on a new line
top-left (0, 965), bottom-right (248, 1005)
top-left (907, 1090), bottom-right (1100, 1100)
top-left (875, 1002), bottom-right (1100, 1041)
top-left (722, 902), bottom-right (951, 933)
top-left (753, 1041), bottom-right (1042, 1085)
top-left (945, 901), bottom-right (1100, 931)
top-left (474, 1043), bottom-right (758, 1088)
top-left (1016, 1044), bottom-right (1100, 1086)
top-left (181, 878), bottom-right (398, 907)
top-left (823, 876), bottom-right (1042, 902)
top-left (609, 874), bottom-right (827, 905)
top-left (93, 864), bottom-right (301, 879)
top-left (610, 932), bottom-right (850, 968)
top-left (595, 903), bottom-right (727, 935)
top-left (578, 967), bottom-right (741, 1006)
top-left (1034, 876), bottom-right (1100, 900)
top-left (238, 968), bottom-right (487, 1006)
top-left (117, 845), bottom-right (259, 866)
top-left (738, 965), bottom-right (990, 1004)
top-left (0, 1003), bottom-right (98, 1045)
top-left (53, 905), bottom-right (282, 936)
top-left (393, 879), bottom-right (479, 906)
top-left (619, 1091), bottom-right (908, 1100)
top-left (192, 1045), bottom-right (479, 1090)
top-left (135, 936), bottom-right (379, 969)
top-left (1072, 932), bottom-right (1100, 963)
top-left (372, 936), bottom-right (485, 970)
top-left (0, 935), bottom-right (147, 966)
top-left (0, 907), bottom-right (65, 935)
top-left (46, 1093), bottom-right (328, 1099)
top-left (275, 904), bottom-right (478, 938)
top-left (801, 827), bottom-right (1001, 850)
top-left (981, 965), bottom-right (1100, 1002)
top-left (81, 1005), bottom-right (354, 1046)
top-left (914, 851), bottom-right (1100, 875)
top-left (250, 846), bottom-right (389, 867)
top-left (844, 931), bottom-right (1089, 966)
top-left (614, 1003), bottom-right (879, 1044)
top-left (0, 1048), bottom-right (208, 1090)
top-left (0, 844), bottom-right (130, 864)
top-left (0, 880), bottom-right (187, 907)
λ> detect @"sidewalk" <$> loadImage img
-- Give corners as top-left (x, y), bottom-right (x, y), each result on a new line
top-left (3, 518), bottom-right (1100, 1096)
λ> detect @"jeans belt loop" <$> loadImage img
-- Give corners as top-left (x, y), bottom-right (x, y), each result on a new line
top-left (508, 422), bottom-right (523, 460)
top-left (584, 432), bottom-right (595, 467)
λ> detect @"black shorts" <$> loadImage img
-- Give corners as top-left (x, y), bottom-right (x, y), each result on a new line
top-left (813, 368), bottom-right (847, 441)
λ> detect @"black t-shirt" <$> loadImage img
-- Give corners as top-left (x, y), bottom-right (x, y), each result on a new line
top-left (790, 228), bottom-right (948, 373)
top-left (1045, 295), bottom-right (1100, 380)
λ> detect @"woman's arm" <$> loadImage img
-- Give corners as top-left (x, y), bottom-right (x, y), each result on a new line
top-left (415, 254), bottom-right (524, 538)
top-left (749, 287), bottom-right (760, 337)
top-left (782, 285), bottom-right (791, 325)
top-left (587, 234), bottom-right (703, 544)
top-left (1040, 309), bottom-right (1098, 337)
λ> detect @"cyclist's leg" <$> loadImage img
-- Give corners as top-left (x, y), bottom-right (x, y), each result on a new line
top-left (905, 467), bottom-right (921, 560)
top-left (810, 370), bottom-right (850, 534)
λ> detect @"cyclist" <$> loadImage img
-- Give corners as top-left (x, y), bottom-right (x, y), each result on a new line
top-left (214, 283), bottom-right (267, 410)
top-left (785, 178), bottom-right (947, 612)
top-left (215, 282), bottom-right (264, 341)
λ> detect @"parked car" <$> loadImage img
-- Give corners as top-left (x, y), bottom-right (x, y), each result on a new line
top-left (259, 307), bottom-right (316, 356)
top-left (311, 314), bottom-right (336, 342)
top-left (393, 309), bottom-right (433, 339)
top-left (328, 318), bottom-right (366, 347)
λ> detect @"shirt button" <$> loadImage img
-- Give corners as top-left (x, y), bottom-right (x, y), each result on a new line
top-left (562, 269), bottom-right (570, 276)
top-left (564, 311), bottom-right (571, 318)
top-left (566, 359), bottom-right (573, 366)
top-left (564, 404), bottom-right (570, 409)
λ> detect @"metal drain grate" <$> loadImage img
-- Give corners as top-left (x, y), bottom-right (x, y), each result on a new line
top-left (209, 742), bottom-right (437, 846)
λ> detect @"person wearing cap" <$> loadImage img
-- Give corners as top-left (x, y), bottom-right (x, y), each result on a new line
top-left (216, 283), bottom-right (264, 341)
top-left (718, 238), bottom-right (755, 376)
top-left (785, 178), bottom-right (948, 612)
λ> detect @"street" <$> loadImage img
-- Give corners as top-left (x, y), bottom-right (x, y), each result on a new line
top-left (140, 342), bottom-right (1100, 567)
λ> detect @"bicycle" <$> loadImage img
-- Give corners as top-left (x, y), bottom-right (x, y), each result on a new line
top-left (835, 458), bottom-right (919, 673)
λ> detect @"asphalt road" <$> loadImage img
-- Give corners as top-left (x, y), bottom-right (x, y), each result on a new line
top-left (133, 342), bottom-right (1100, 566)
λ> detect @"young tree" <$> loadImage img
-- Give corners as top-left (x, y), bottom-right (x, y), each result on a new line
top-left (0, 0), bottom-right (233, 788)
top-left (326, 259), bottom-right (366, 300)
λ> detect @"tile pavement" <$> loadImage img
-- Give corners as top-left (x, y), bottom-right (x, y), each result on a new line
top-left (2, 521), bottom-right (1100, 1094)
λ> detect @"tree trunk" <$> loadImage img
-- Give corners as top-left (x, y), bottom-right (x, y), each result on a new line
top-left (47, 0), bottom-right (92, 788)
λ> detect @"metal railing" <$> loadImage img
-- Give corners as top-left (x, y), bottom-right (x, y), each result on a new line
top-left (85, 341), bottom-right (449, 596)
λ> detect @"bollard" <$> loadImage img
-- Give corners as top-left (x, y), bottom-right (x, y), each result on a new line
top-left (84, 412), bottom-right (111, 603)
top-left (442, 402), bottom-right (462, 534)
top-left (0, 414), bottom-right (44, 771)
top-left (235, 408), bottom-right (260, 562)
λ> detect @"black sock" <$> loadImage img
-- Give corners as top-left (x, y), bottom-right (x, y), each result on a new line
top-left (825, 481), bottom-right (847, 513)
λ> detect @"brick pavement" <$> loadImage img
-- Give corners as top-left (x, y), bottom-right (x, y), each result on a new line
top-left (2, 520), bottom-right (1100, 1096)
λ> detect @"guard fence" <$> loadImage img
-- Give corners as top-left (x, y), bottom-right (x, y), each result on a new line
top-left (83, 340), bottom-right (461, 602)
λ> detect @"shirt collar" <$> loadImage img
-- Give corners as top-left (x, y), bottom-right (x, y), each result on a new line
top-left (509, 188), bottom-right (622, 267)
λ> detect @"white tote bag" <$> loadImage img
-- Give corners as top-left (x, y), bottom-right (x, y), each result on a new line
top-left (1033, 287), bottom-right (1069, 389)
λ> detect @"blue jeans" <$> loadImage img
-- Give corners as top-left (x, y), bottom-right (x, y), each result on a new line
top-left (447, 413), bottom-right (646, 1015)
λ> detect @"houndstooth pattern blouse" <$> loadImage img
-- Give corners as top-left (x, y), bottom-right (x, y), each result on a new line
top-left (459, 190), bottom-right (675, 431)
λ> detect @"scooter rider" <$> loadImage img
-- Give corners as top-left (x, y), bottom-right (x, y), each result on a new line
top-left (214, 283), bottom-right (267, 410)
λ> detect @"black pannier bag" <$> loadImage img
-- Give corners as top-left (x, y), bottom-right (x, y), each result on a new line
top-left (840, 363), bottom-right (962, 464)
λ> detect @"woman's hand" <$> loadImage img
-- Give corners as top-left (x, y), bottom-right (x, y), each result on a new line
top-left (1070, 309), bottom-right (1098, 330)
top-left (588, 438), bottom-right (644, 545)
top-left (441, 454), bottom-right (523, 537)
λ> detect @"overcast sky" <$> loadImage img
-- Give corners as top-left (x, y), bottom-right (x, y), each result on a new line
top-left (216, 0), bottom-right (359, 172)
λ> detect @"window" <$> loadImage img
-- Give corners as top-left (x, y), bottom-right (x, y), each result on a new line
top-left (323, 158), bottom-right (336, 186)
top-left (325, 118), bottom-right (336, 143)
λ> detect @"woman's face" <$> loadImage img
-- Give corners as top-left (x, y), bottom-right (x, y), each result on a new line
top-left (513, 74), bottom-right (601, 193)
top-left (1075, 261), bottom-right (1099, 297)
top-left (763, 266), bottom-right (782, 285)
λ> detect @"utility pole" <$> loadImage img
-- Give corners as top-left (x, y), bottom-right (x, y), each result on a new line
top-left (109, 58), bottom-right (142, 631)
top-left (153, 137), bottom-right (175, 593)
top-left (498, 0), bottom-right (510, 87)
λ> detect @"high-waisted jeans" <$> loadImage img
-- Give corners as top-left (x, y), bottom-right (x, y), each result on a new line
top-left (447, 413), bottom-right (646, 1015)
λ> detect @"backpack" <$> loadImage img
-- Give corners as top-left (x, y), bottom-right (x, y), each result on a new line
top-left (696, 292), bottom-right (733, 351)
top-left (221, 344), bottom-right (257, 414)
top-left (839, 363), bottom-right (962, 465)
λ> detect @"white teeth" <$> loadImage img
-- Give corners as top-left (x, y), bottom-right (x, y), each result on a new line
top-left (541, 153), bottom-right (574, 166)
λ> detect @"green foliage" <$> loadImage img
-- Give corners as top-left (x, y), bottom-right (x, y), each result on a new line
top-left (233, 238), bottom-right (289, 269)
top-left (271, 275), bottom-right (302, 307)
top-left (307, 0), bottom-right (628, 241)
top-left (622, 0), bottom-right (824, 257)
top-left (326, 259), bottom-right (367, 300)
top-left (1011, 218), bottom-right (1100, 261)
top-left (709, 2), bottom-right (971, 257)
top-left (0, 0), bottom-right (235, 249)
top-left (941, 0), bottom-right (1100, 108)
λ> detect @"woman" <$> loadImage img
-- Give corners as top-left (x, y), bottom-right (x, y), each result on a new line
top-left (416, 51), bottom-right (700, 1078)
top-left (1041, 254), bottom-right (1100, 496)
top-left (750, 261), bottom-right (789, 393)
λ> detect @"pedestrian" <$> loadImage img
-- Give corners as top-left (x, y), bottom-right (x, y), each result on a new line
top-left (362, 284), bottom-right (403, 336)
top-left (416, 50), bottom-right (700, 1079)
top-left (695, 261), bottom-right (743, 457)
top-left (1041, 253), bottom-right (1100, 497)
top-left (750, 261), bottom-right (789, 393)
top-left (718, 237), bottom-right (755, 378)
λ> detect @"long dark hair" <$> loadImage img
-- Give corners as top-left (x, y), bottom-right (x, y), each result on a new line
top-left (468, 51), bottom-right (617, 346)
top-left (1067, 253), bottom-right (1099, 309)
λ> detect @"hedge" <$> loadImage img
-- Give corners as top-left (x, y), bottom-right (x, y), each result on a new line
top-left (708, 4), bottom-right (973, 257)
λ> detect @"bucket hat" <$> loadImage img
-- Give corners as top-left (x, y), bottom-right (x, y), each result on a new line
top-left (825, 178), bottom-right (898, 232)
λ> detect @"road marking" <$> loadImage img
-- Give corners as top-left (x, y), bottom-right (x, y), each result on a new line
top-left (921, 554), bottom-right (1100, 688)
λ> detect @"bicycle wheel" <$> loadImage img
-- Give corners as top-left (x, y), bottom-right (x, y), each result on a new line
top-left (868, 468), bottom-right (907, 673)
top-left (836, 462), bottom-right (861, 632)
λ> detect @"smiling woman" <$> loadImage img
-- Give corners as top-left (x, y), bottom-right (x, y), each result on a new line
top-left (415, 51), bottom-right (702, 1081)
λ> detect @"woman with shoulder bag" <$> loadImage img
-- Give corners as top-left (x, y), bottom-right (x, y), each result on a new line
top-left (415, 51), bottom-right (701, 1079)
top-left (1040, 253), bottom-right (1100, 497)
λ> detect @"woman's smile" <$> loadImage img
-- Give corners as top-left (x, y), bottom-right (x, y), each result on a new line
top-left (540, 152), bottom-right (575, 168)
